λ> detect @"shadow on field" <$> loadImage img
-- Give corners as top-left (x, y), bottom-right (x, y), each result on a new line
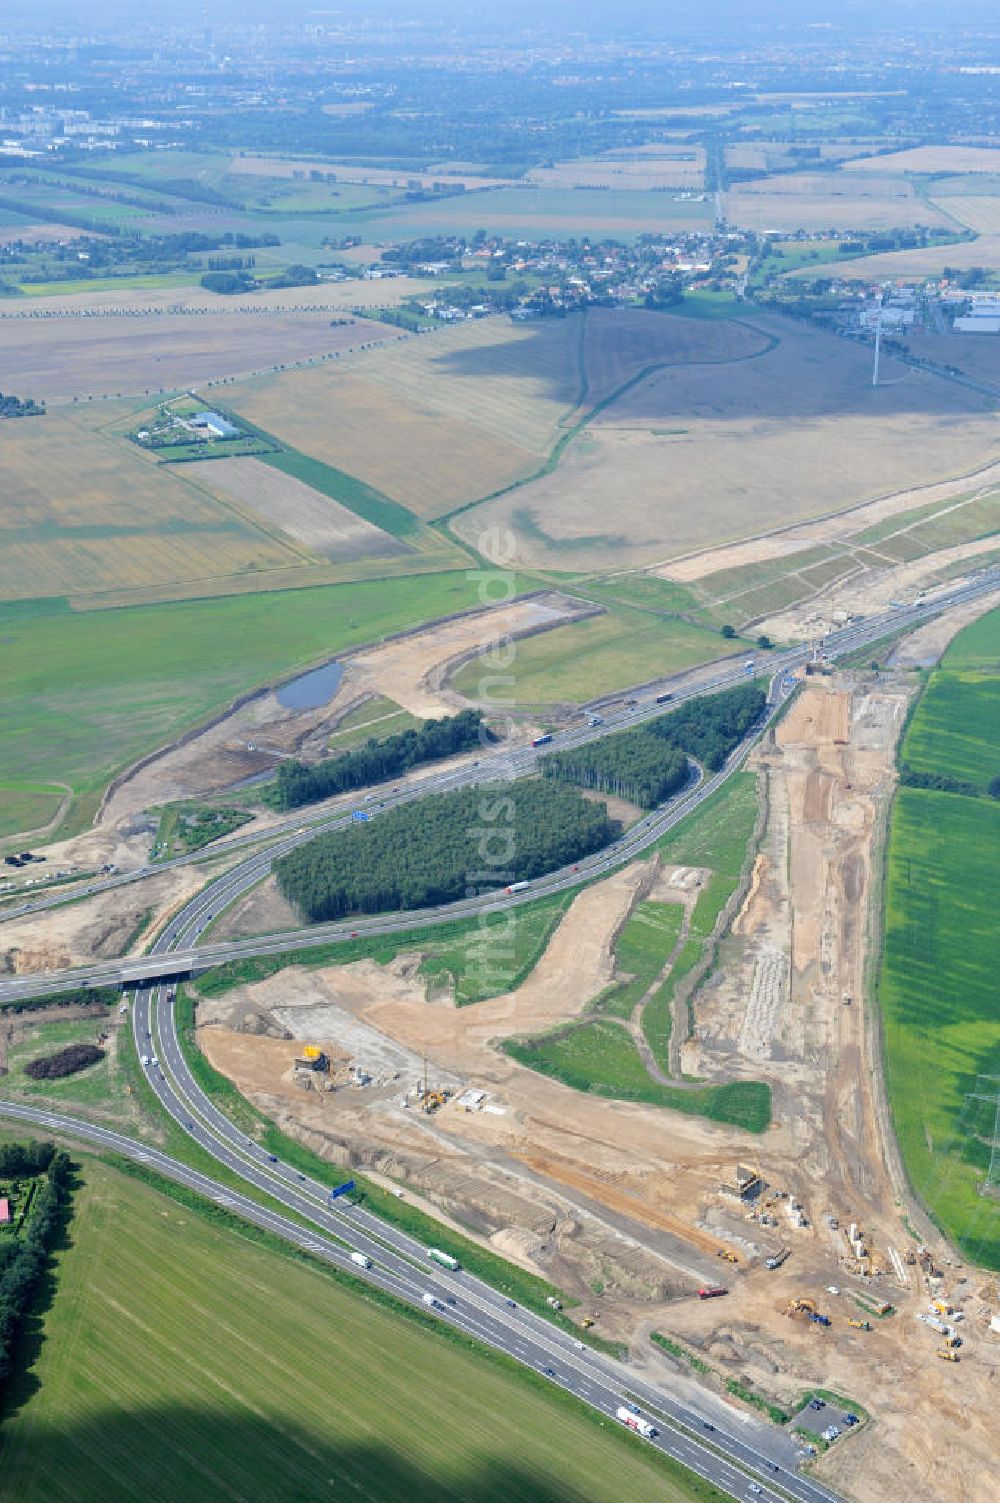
top-left (0, 1158), bottom-right (83, 1424)
top-left (430, 306), bottom-right (994, 423)
top-left (0, 1410), bottom-right (650, 1503)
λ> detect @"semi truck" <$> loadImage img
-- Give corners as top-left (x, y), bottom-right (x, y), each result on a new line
top-left (428, 1248), bottom-right (460, 1271)
top-left (616, 1406), bottom-right (656, 1439)
top-left (505, 880), bottom-right (531, 894)
top-left (698, 1286), bottom-right (728, 1300)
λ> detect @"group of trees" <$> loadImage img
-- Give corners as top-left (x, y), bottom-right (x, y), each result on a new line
top-left (24, 1043), bottom-right (104, 1081)
top-left (900, 764), bottom-right (1000, 800)
top-left (0, 1143), bottom-right (72, 1387)
top-left (275, 781), bottom-right (616, 922)
top-left (542, 684), bottom-right (765, 809)
top-left (656, 684), bottom-right (766, 772)
top-left (0, 391), bottom-right (43, 418)
top-left (272, 709), bottom-right (488, 811)
top-left (543, 734), bottom-right (688, 808)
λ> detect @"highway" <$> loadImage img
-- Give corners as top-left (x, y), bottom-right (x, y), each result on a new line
top-left (1, 567), bottom-right (998, 1007)
top-left (3, 573), bottom-right (995, 1498)
top-left (4, 564), bottom-right (996, 939)
top-left (0, 1088), bottom-right (838, 1503)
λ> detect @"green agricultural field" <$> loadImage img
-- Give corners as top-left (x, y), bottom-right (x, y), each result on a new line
top-left (879, 790), bottom-right (1000, 1267)
top-left (450, 606), bottom-right (741, 707)
top-left (0, 573), bottom-right (485, 842)
top-left (878, 607), bottom-right (1000, 1268)
top-left (899, 673), bottom-right (1000, 788)
top-left (0, 781), bottom-right (66, 841)
top-left (941, 605), bottom-right (1000, 670)
top-left (0, 1155), bottom-right (727, 1503)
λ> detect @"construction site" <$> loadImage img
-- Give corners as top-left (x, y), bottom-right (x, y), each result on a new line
top-left (184, 662), bottom-right (1000, 1503)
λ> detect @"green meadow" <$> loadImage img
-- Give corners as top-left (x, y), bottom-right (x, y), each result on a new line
top-left (0, 573), bottom-right (483, 840)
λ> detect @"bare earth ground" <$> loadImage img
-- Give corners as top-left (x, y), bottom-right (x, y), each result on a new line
top-left (463, 315), bottom-right (1000, 572)
top-left (194, 667), bottom-right (1000, 1503)
top-left (189, 457), bottom-right (407, 562)
top-left (756, 554), bottom-right (1000, 644)
top-left (0, 311), bottom-right (393, 402)
top-left (669, 678), bottom-right (1000, 1503)
top-left (198, 859), bottom-right (754, 1306)
top-left (0, 864), bottom-right (206, 974)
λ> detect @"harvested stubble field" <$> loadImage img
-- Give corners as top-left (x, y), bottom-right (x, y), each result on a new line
top-left (226, 152), bottom-right (511, 192)
top-left (461, 313), bottom-right (1000, 572)
top-left (928, 195), bottom-right (1000, 233)
top-left (190, 456), bottom-right (408, 562)
top-left (527, 146), bottom-right (706, 191)
top-left (0, 308), bottom-right (388, 401)
top-left (842, 145), bottom-right (1000, 174)
top-left (725, 173), bottom-right (956, 233)
top-left (359, 185), bottom-right (715, 240)
top-left (226, 307), bottom-right (759, 520)
top-left (791, 235), bottom-right (1000, 281)
top-left (0, 1156), bottom-right (716, 1503)
top-left (0, 408), bottom-right (318, 603)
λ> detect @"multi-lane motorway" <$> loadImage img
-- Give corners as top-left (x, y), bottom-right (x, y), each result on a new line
top-left (2, 568), bottom-right (998, 1501)
top-left (3, 567), bottom-right (998, 1006)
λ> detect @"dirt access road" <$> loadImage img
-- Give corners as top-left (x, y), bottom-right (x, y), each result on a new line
top-left (197, 670), bottom-right (1000, 1503)
top-left (671, 677), bottom-right (1000, 1503)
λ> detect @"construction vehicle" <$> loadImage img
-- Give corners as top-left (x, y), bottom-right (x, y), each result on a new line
top-left (698, 1286), bottom-right (728, 1300)
top-left (788, 1297), bottom-right (817, 1317)
top-left (944, 1333), bottom-right (962, 1349)
top-left (765, 1247), bottom-right (790, 1271)
top-left (937, 1347), bottom-right (959, 1362)
top-left (847, 1318), bottom-right (872, 1331)
top-left (616, 1406), bottom-right (656, 1439)
top-left (809, 1312), bottom-right (831, 1327)
top-left (716, 1249), bottom-right (740, 1264)
top-left (581, 1317), bottom-right (595, 1328)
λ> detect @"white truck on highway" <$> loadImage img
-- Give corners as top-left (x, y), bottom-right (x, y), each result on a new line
top-left (422, 1292), bottom-right (443, 1310)
top-left (616, 1406), bottom-right (656, 1439)
top-left (350, 1252), bottom-right (372, 1269)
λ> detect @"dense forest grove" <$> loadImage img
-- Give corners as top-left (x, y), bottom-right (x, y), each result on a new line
top-left (0, 1142), bottom-right (72, 1389)
top-left (271, 709), bottom-right (488, 810)
top-left (542, 683), bottom-right (766, 807)
top-left (275, 781), bottom-right (616, 921)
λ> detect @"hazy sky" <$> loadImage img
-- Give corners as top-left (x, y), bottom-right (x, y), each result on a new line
top-left (10, 0), bottom-right (1000, 32)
